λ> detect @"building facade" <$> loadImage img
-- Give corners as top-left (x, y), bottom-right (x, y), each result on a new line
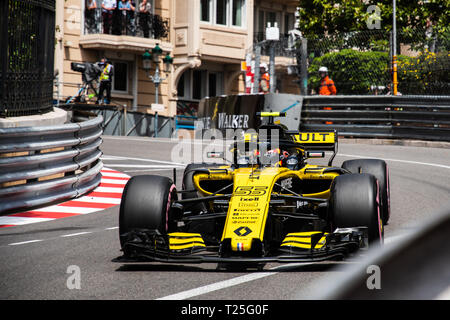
top-left (55, 0), bottom-right (300, 118)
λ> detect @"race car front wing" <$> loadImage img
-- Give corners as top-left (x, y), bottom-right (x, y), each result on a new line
top-left (113, 227), bottom-right (368, 264)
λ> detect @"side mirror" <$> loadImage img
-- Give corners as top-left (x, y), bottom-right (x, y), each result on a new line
top-left (207, 151), bottom-right (224, 159)
top-left (306, 151), bottom-right (325, 158)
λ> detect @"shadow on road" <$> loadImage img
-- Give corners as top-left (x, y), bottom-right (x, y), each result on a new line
top-left (114, 261), bottom-right (353, 273)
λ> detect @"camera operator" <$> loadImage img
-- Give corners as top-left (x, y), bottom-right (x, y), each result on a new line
top-left (96, 57), bottom-right (114, 105)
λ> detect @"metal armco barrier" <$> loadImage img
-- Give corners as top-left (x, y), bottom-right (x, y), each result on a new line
top-left (0, 115), bottom-right (103, 213)
top-left (198, 94), bottom-right (450, 142)
top-left (310, 204), bottom-right (450, 299)
top-left (64, 104), bottom-right (174, 138)
top-left (301, 95), bottom-right (450, 141)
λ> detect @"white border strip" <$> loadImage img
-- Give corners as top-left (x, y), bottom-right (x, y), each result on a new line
top-left (339, 153), bottom-right (450, 170)
top-left (8, 239), bottom-right (43, 246)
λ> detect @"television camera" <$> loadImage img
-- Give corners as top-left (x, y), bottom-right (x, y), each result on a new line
top-left (66, 62), bottom-right (102, 104)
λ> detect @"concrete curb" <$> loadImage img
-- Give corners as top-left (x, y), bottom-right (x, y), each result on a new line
top-left (0, 107), bottom-right (68, 128)
top-left (339, 137), bottom-right (450, 149)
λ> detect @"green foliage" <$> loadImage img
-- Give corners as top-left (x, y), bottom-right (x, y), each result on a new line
top-left (397, 50), bottom-right (450, 94)
top-left (298, 0), bottom-right (450, 50)
top-left (308, 49), bottom-right (450, 94)
top-left (308, 49), bottom-right (391, 94)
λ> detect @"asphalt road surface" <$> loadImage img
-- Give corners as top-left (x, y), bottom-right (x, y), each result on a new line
top-left (1, 135), bottom-right (449, 300)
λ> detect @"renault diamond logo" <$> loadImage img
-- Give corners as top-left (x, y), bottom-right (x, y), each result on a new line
top-left (234, 226), bottom-right (252, 237)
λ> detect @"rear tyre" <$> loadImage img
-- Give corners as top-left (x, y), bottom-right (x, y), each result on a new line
top-left (329, 173), bottom-right (383, 245)
top-left (119, 175), bottom-right (177, 252)
top-left (341, 159), bottom-right (390, 224)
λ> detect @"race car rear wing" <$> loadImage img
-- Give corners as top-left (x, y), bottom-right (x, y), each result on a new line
top-left (288, 129), bottom-right (338, 166)
top-left (256, 113), bottom-right (338, 166)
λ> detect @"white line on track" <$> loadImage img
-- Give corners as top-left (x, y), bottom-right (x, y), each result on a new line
top-left (101, 155), bottom-right (185, 166)
top-left (339, 153), bottom-right (450, 170)
top-left (155, 234), bottom-right (407, 300)
top-left (8, 239), bottom-right (43, 246)
top-left (156, 262), bottom-right (315, 300)
top-left (3, 227), bottom-right (119, 247)
top-left (102, 136), bottom-right (223, 146)
top-left (60, 232), bottom-right (92, 238)
top-left (156, 272), bottom-right (278, 300)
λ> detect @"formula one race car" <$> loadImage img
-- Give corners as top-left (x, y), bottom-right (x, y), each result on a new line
top-left (116, 112), bottom-right (390, 269)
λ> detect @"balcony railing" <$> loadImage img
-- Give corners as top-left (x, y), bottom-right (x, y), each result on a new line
top-left (84, 8), bottom-right (169, 41)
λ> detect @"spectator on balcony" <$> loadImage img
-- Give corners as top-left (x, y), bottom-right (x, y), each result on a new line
top-left (118, 0), bottom-right (136, 35)
top-left (102, 0), bottom-right (117, 34)
top-left (139, 0), bottom-right (152, 38)
top-left (85, 0), bottom-right (97, 34)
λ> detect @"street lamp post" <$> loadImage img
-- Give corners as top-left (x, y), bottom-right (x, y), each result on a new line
top-left (142, 44), bottom-right (173, 138)
top-left (142, 44), bottom-right (173, 105)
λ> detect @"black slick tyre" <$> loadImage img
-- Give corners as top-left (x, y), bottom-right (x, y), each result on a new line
top-left (119, 175), bottom-right (177, 251)
top-left (341, 159), bottom-right (390, 224)
top-left (329, 173), bottom-right (383, 245)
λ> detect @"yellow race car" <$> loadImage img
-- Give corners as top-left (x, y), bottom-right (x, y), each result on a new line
top-left (116, 113), bottom-right (390, 269)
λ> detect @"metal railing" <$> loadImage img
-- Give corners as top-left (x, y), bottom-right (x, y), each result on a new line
top-left (300, 95), bottom-right (450, 141)
top-left (0, 115), bottom-right (104, 213)
top-left (65, 103), bottom-right (174, 138)
top-left (84, 8), bottom-right (169, 41)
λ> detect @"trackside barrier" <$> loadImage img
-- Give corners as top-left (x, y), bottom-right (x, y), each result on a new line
top-left (0, 115), bottom-right (103, 213)
top-left (65, 104), bottom-right (174, 138)
top-left (301, 95), bottom-right (450, 141)
top-left (308, 204), bottom-right (450, 299)
top-left (174, 115), bottom-right (197, 134)
top-left (197, 94), bottom-right (450, 142)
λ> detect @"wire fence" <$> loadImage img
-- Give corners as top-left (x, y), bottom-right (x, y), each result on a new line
top-left (305, 29), bottom-right (450, 96)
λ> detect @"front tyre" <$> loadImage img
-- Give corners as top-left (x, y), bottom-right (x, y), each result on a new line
top-left (119, 175), bottom-right (177, 252)
top-left (329, 173), bottom-right (383, 245)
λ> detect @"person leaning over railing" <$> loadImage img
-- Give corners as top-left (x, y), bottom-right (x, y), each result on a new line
top-left (118, 0), bottom-right (136, 35)
top-left (102, 0), bottom-right (117, 34)
top-left (139, 0), bottom-right (152, 38)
